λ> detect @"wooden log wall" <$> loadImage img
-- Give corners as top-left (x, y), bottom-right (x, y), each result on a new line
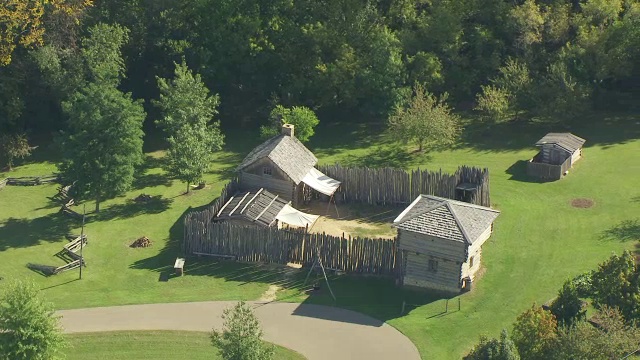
top-left (183, 220), bottom-right (401, 276)
top-left (318, 164), bottom-right (490, 207)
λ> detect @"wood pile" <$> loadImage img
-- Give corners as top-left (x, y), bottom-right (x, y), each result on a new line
top-left (130, 236), bottom-right (152, 248)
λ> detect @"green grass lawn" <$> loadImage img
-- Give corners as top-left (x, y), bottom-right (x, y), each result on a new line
top-left (66, 331), bottom-right (305, 360)
top-left (1, 113), bottom-right (639, 359)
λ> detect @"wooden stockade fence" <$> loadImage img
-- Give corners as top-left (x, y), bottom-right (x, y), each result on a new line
top-left (526, 154), bottom-right (572, 181)
top-left (317, 164), bottom-right (490, 207)
top-left (182, 163), bottom-right (491, 277)
top-left (184, 221), bottom-right (401, 276)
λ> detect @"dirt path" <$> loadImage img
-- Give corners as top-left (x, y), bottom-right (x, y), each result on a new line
top-left (58, 301), bottom-right (420, 360)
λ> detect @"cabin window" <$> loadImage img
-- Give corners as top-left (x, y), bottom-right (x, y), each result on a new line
top-left (469, 256), bottom-right (475, 268)
top-left (263, 166), bottom-right (272, 176)
top-left (428, 259), bottom-right (438, 273)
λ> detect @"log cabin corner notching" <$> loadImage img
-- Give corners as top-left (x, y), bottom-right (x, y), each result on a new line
top-left (393, 195), bottom-right (500, 293)
top-left (236, 125), bottom-right (317, 207)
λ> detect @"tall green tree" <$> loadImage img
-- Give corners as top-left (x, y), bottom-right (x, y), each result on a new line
top-left (59, 82), bottom-right (145, 212)
top-left (550, 279), bottom-right (586, 327)
top-left (259, 105), bottom-right (320, 143)
top-left (211, 301), bottom-right (274, 360)
top-left (155, 61), bottom-right (224, 193)
top-left (590, 251), bottom-right (640, 322)
top-left (511, 305), bottom-right (557, 360)
top-left (0, 281), bottom-right (66, 360)
top-left (388, 83), bottom-right (461, 152)
top-left (464, 330), bottom-right (520, 360)
top-left (551, 306), bottom-right (640, 360)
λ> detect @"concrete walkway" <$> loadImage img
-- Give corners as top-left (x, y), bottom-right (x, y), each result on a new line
top-left (58, 301), bottom-right (420, 360)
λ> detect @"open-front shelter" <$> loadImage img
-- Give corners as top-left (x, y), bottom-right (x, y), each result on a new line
top-left (215, 188), bottom-right (319, 229)
top-left (527, 132), bottom-right (586, 180)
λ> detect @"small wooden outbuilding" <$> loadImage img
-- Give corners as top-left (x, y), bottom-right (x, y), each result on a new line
top-left (237, 125), bottom-right (340, 207)
top-left (527, 133), bottom-right (586, 180)
top-left (393, 195), bottom-right (500, 293)
top-left (215, 188), bottom-right (319, 228)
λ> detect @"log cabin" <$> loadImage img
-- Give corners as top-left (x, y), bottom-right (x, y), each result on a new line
top-left (393, 195), bottom-right (500, 292)
top-left (534, 132), bottom-right (586, 167)
top-left (236, 124), bottom-right (340, 207)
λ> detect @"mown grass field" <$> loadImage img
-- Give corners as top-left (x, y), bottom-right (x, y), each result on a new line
top-left (66, 331), bottom-right (304, 360)
top-left (1, 113), bottom-right (639, 359)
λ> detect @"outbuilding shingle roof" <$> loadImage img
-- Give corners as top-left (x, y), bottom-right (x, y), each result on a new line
top-left (215, 188), bottom-right (289, 226)
top-left (236, 134), bottom-right (317, 184)
top-left (535, 133), bottom-right (586, 153)
top-left (393, 195), bottom-right (500, 244)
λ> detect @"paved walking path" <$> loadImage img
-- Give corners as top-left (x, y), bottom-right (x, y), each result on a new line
top-left (58, 301), bottom-right (420, 360)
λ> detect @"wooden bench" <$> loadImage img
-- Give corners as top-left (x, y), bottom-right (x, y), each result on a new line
top-left (174, 258), bottom-right (185, 276)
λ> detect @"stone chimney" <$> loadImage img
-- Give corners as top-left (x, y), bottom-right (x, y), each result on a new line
top-left (281, 123), bottom-right (295, 137)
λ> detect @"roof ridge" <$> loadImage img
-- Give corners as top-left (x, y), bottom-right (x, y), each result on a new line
top-left (395, 199), bottom-right (447, 225)
top-left (446, 202), bottom-right (472, 245)
top-left (423, 195), bottom-right (500, 213)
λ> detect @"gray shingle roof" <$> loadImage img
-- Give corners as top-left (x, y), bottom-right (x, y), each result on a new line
top-left (215, 188), bottom-right (289, 226)
top-left (237, 134), bottom-right (317, 184)
top-left (535, 133), bottom-right (586, 153)
top-left (393, 195), bottom-right (500, 244)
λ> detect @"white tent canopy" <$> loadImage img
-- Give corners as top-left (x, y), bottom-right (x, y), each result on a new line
top-left (276, 204), bottom-right (319, 228)
top-left (301, 168), bottom-right (341, 196)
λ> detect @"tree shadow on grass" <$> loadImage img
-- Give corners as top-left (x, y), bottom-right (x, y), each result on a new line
top-left (90, 197), bottom-right (173, 222)
top-left (600, 220), bottom-right (640, 242)
top-left (130, 204), bottom-right (447, 326)
top-left (0, 213), bottom-right (74, 251)
top-left (339, 145), bottom-right (424, 169)
top-left (458, 112), bottom-right (640, 152)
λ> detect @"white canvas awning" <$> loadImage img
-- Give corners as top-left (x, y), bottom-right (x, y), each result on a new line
top-left (301, 168), bottom-right (341, 196)
top-left (276, 204), bottom-right (319, 228)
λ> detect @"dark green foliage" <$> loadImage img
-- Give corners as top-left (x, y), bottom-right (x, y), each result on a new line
top-left (0, 281), bottom-right (66, 360)
top-left (211, 301), bottom-right (274, 360)
top-left (155, 61), bottom-right (224, 192)
top-left (551, 307), bottom-right (640, 360)
top-left (464, 330), bottom-right (520, 360)
top-left (60, 82), bottom-right (145, 212)
top-left (570, 272), bottom-right (593, 298)
top-left (259, 105), bottom-right (320, 143)
top-left (590, 251), bottom-right (640, 323)
top-left (550, 280), bottom-right (586, 327)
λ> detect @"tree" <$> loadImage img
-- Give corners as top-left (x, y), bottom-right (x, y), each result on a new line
top-left (0, 133), bottom-right (32, 171)
top-left (550, 279), bottom-right (586, 327)
top-left (211, 301), bottom-right (274, 360)
top-left (59, 82), bottom-right (145, 212)
top-left (259, 105), bottom-right (320, 143)
top-left (474, 85), bottom-right (511, 122)
top-left (464, 330), bottom-right (520, 360)
top-left (165, 124), bottom-right (222, 193)
top-left (155, 61), bottom-right (224, 192)
top-left (590, 251), bottom-right (640, 322)
top-left (551, 306), bottom-right (640, 360)
top-left (0, 0), bottom-right (93, 66)
top-left (388, 83), bottom-right (461, 152)
top-left (0, 281), bottom-right (66, 360)
top-left (511, 305), bottom-right (557, 360)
